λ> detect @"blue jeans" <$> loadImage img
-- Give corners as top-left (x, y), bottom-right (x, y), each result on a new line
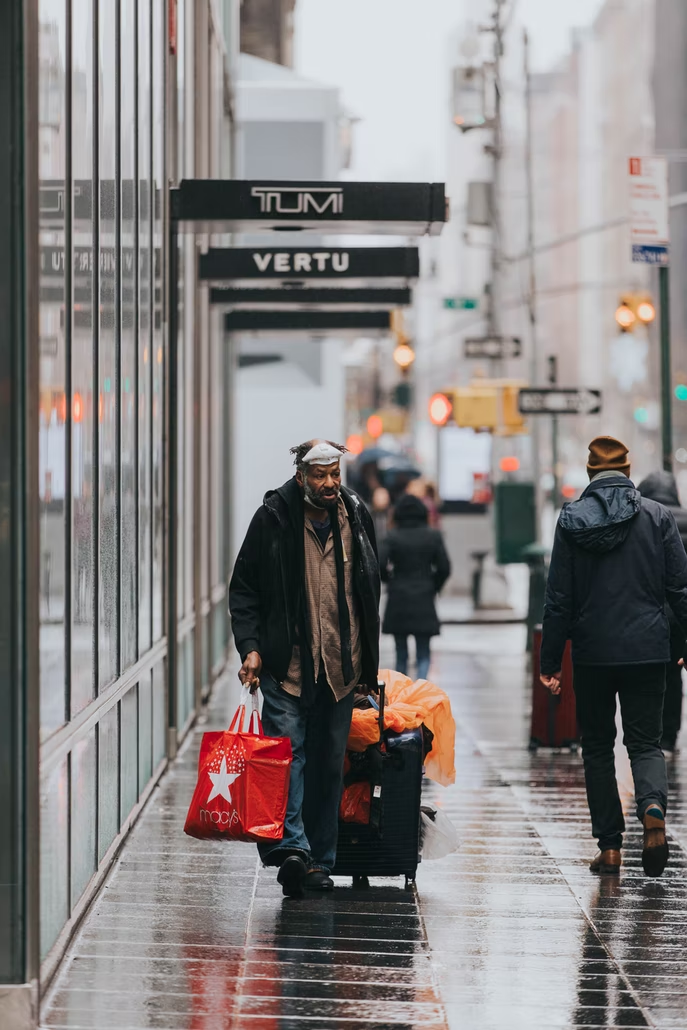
top-left (394, 634), bottom-right (431, 680)
top-left (258, 672), bottom-right (354, 873)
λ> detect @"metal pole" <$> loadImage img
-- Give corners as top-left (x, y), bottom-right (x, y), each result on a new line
top-left (166, 220), bottom-right (179, 758)
top-left (660, 264), bottom-right (672, 472)
top-left (524, 28), bottom-right (541, 540)
top-left (487, 0), bottom-right (504, 498)
top-left (489, 0), bottom-right (504, 341)
top-left (548, 356), bottom-right (560, 508)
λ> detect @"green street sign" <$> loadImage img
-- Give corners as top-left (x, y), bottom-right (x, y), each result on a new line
top-left (444, 297), bottom-right (478, 310)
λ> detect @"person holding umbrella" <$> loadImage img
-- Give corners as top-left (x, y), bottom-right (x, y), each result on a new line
top-left (380, 493), bottom-right (451, 680)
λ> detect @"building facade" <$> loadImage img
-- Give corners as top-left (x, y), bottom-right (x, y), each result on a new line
top-left (240, 0), bottom-right (296, 67)
top-left (2, 1), bottom-right (239, 1024)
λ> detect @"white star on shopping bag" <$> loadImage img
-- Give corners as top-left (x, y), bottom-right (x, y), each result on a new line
top-left (207, 756), bottom-right (240, 804)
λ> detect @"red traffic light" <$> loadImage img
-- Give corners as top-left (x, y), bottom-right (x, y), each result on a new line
top-left (428, 392), bottom-right (452, 426)
top-left (366, 414), bottom-right (383, 439)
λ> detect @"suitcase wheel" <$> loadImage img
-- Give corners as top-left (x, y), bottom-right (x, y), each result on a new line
top-left (404, 876), bottom-right (416, 892)
top-left (352, 875), bottom-right (370, 890)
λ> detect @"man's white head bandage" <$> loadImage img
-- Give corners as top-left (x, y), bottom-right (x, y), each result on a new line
top-left (302, 442), bottom-right (343, 467)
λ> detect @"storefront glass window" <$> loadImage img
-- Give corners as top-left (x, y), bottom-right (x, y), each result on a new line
top-left (138, 0), bottom-right (152, 655)
top-left (71, 0), bottom-right (95, 715)
top-left (152, 0), bottom-right (164, 643)
top-left (120, 0), bottom-right (138, 670)
top-left (38, 0), bottom-right (68, 738)
top-left (98, 0), bottom-right (119, 687)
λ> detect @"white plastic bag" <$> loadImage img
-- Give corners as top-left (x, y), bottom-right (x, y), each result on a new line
top-left (420, 805), bottom-right (459, 860)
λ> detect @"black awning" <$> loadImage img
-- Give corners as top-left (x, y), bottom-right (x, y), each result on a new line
top-left (172, 180), bottom-right (447, 235)
top-left (198, 246), bottom-right (420, 284)
top-left (209, 287), bottom-right (411, 311)
top-left (224, 310), bottom-right (392, 334)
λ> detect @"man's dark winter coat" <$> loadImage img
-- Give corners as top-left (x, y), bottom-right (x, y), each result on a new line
top-left (229, 477), bottom-right (381, 700)
top-left (541, 473), bottom-right (687, 675)
top-left (380, 495), bottom-right (451, 637)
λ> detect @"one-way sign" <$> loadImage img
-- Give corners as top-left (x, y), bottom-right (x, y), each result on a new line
top-left (518, 388), bottom-right (602, 416)
top-left (464, 336), bottom-right (522, 360)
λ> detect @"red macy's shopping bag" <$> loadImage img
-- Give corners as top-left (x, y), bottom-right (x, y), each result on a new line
top-left (184, 693), bottom-right (292, 843)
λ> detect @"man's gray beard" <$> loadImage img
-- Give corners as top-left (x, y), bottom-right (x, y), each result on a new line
top-left (304, 479), bottom-right (340, 510)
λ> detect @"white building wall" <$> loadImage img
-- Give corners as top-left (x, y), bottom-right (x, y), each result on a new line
top-left (231, 54), bottom-right (346, 556)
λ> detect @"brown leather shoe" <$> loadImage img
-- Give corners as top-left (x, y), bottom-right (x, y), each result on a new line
top-left (589, 849), bottom-right (621, 875)
top-left (642, 806), bottom-right (669, 877)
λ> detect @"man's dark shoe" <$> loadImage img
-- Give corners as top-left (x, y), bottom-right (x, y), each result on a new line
top-left (642, 806), bottom-right (669, 878)
top-left (277, 855), bottom-right (308, 898)
top-left (304, 869), bottom-right (334, 891)
top-left (262, 847), bottom-right (309, 869)
top-left (589, 849), bottom-right (621, 875)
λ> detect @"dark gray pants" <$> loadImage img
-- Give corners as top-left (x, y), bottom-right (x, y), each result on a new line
top-left (574, 663), bottom-right (667, 852)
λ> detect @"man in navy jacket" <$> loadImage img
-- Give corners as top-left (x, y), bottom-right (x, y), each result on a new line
top-left (541, 437), bottom-right (687, 878)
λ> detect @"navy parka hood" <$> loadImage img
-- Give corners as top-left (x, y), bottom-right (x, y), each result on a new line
top-left (558, 475), bottom-right (641, 554)
top-left (540, 472), bottom-right (687, 674)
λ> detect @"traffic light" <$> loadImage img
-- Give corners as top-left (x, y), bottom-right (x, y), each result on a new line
top-left (367, 409), bottom-right (407, 437)
top-left (453, 384), bottom-right (498, 429)
top-left (428, 382), bottom-right (526, 434)
top-left (428, 392), bottom-right (453, 426)
top-left (391, 310), bottom-right (415, 369)
top-left (615, 292), bottom-right (656, 332)
top-left (499, 382), bottom-right (527, 434)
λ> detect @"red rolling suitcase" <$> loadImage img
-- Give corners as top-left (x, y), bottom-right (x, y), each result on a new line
top-left (529, 627), bottom-right (578, 750)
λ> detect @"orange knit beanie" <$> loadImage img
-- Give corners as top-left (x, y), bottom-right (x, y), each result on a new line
top-left (587, 436), bottom-right (630, 477)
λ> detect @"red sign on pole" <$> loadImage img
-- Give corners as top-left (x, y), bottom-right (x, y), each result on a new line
top-left (169, 0), bottom-right (177, 56)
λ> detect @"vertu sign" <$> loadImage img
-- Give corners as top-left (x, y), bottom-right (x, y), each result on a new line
top-left (198, 247), bottom-right (420, 283)
top-left (252, 251), bottom-right (349, 273)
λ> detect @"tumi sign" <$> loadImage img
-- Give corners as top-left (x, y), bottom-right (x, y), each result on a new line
top-left (250, 185), bottom-right (344, 215)
top-left (172, 179), bottom-right (447, 235)
top-left (199, 247), bottom-right (420, 283)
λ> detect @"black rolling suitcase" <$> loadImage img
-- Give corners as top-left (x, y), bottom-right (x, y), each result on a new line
top-left (333, 682), bottom-right (423, 889)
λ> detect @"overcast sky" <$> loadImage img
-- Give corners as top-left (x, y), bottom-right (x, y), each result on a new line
top-left (294, 0), bottom-right (605, 181)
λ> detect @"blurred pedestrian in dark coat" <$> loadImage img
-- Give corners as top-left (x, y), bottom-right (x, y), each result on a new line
top-left (380, 494), bottom-right (451, 680)
top-left (541, 436), bottom-right (687, 880)
top-left (638, 469), bottom-right (687, 751)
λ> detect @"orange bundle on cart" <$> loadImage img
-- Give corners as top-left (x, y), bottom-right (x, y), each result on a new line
top-left (347, 669), bottom-right (456, 786)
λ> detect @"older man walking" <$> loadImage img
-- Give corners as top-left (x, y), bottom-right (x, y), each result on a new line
top-left (541, 436), bottom-right (687, 877)
top-left (229, 440), bottom-right (380, 897)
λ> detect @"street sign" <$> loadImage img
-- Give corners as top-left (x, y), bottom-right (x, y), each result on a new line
top-left (464, 336), bottom-right (521, 360)
top-left (629, 157), bottom-right (670, 265)
top-left (199, 246), bottom-right (420, 285)
top-left (172, 180), bottom-right (447, 235)
top-left (518, 388), bottom-right (602, 416)
top-left (444, 297), bottom-right (478, 310)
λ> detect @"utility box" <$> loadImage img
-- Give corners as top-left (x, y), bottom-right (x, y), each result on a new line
top-left (467, 181), bottom-right (493, 226)
top-left (494, 481), bottom-right (536, 564)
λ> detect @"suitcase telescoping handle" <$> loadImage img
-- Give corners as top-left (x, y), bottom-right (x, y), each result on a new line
top-left (377, 678), bottom-right (386, 742)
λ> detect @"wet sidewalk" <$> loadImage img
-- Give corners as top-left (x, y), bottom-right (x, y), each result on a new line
top-left (43, 625), bottom-right (687, 1030)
